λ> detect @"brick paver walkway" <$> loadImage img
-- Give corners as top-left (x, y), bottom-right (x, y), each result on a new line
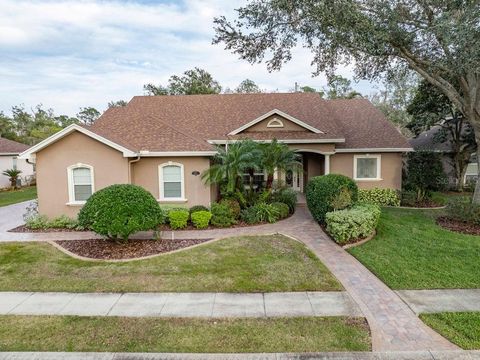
top-left (0, 201), bottom-right (458, 351)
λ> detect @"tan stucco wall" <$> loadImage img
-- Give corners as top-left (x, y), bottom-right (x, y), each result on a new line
top-left (131, 157), bottom-right (211, 207)
top-left (330, 152), bottom-right (403, 189)
top-left (245, 115), bottom-right (307, 132)
top-left (36, 131), bottom-right (129, 218)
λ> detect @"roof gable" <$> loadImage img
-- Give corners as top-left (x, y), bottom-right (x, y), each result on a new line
top-left (19, 124), bottom-right (137, 159)
top-left (228, 109), bottom-right (323, 135)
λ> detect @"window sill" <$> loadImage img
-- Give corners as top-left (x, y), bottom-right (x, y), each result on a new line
top-left (158, 198), bottom-right (188, 203)
top-left (354, 178), bottom-right (383, 182)
top-left (66, 201), bottom-right (86, 206)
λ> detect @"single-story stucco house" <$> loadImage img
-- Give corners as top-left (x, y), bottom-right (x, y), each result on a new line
top-left (0, 137), bottom-right (35, 189)
top-left (20, 93), bottom-right (412, 218)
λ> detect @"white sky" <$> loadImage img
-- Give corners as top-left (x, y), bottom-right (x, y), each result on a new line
top-left (0, 0), bottom-right (378, 117)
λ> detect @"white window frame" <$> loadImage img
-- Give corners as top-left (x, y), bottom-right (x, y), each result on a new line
top-left (353, 154), bottom-right (382, 181)
top-left (267, 118), bottom-right (284, 128)
top-left (67, 163), bottom-right (95, 205)
top-left (464, 162), bottom-right (478, 182)
top-left (158, 162), bottom-right (186, 202)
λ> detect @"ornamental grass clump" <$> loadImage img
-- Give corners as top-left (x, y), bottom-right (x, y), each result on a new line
top-left (78, 184), bottom-right (164, 241)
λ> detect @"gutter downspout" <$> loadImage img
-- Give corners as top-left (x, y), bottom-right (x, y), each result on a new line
top-left (128, 155), bottom-right (141, 184)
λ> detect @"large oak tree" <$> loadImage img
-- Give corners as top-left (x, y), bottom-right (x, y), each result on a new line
top-left (213, 0), bottom-right (480, 201)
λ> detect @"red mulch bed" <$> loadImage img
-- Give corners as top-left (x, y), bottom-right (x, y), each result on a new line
top-left (55, 238), bottom-right (213, 260)
top-left (436, 216), bottom-right (480, 236)
top-left (9, 225), bottom-right (87, 233)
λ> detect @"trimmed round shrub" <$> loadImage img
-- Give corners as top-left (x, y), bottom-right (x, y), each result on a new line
top-left (305, 174), bottom-right (358, 224)
top-left (220, 198), bottom-right (241, 219)
top-left (270, 188), bottom-right (297, 213)
top-left (271, 202), bottom-right (289, 219)
top-left (168, 209), bottom-right (190, 230)
top-left (191, 210), bottom-right (212, 229)
top-left (325, 203), bottom-right (381, 245)
top-left (211, 202), bottom-right (236, 227)
top-left (189, 205), bottom-right (209, 215)
top-left (78, 184), bottom-right (164, 241)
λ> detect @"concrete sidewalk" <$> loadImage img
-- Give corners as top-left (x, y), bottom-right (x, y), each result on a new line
top-left (397, 289), bottom-right (480, 314)
top-left (1, 351), bottom-right (480, 360)
top-left (0, 291), bottom-right (361, 318)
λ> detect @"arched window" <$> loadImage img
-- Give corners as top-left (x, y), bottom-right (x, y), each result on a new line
top-left (67, 164), bottom-right (94, 204)
top-left (267, 118), bottom-right (284, 128)
top-left (159, 162), bottom-right (185, 201)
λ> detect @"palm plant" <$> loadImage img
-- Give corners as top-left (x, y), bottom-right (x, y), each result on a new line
top-left (260, 139), bottom-right (303, 190)
top-left (201, 140), bottom-right (262, 194)
top-left (2, 168), bottom-right (22, 189)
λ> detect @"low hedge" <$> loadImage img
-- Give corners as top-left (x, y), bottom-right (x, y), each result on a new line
top-left (271, 202), bottom-right (289, 219)
top-left (189, 205), bottom-right (209, 215)
top-left (191, 210), bottom-right (212, 229)
top-left (325, 204), bottom-right (381, 245)
top-left (358, 188), bottom-right (400, 207)
top-left (168, 209), bottom-right (190, 230)
top-left (446, 197), bottom-right (480, 225)
top-left (211, 202), bottom-right (236, 227)
top-left (306, 174), bottom-right (358, 224)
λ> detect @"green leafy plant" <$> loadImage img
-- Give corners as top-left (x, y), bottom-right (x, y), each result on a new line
top-left (270, 188), bottom-right (297, 213)
top-left (191, 210), bottom-right (212, 229)
top-left (358, 188), bottom-right (400, 207)
top-left (325, 204), bottom-right (381, 245)
top-left (168, 209), bottom-right (190, 230)
top-left (220, 198), bottom-right (241, 219)
top-left (330, 187), bottom-right (353, 211)
top-left (49, 215), bottom-right (78, 229)
top-left (446, 197), bottom-right (480, 225)
top-left (2, 168), bottom-right (22, 189)
top-left (404, 151), bottom-right (448, 203)
top-left (211, 202), bottom-right (236, 227)
top-left (306, 174), bottom-right (358, 224)
top-left (244, 202), bottom-right (280, 223)
top-left (189, 205), bottom-right (209, 215)
top-left (270, 202), bottom-right (289, 219)
top-left (25, 214), bottom-right (50, 229)
top-left (78, 184), bottom-right (164, 241)
top-left (240, 206), bottom-right (261, 224)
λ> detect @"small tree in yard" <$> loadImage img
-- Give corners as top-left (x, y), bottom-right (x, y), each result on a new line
top-left (404, 151), bottom-right (447, 203)
top-left (2, 169), bottom-right (22, 189)
top-left (78, 184), bottom-right (164, 242)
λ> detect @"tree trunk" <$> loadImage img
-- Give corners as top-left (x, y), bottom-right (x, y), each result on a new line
top-left (472, 131), bottom-right (480, 204)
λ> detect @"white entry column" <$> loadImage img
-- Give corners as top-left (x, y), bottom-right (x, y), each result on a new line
top-left (324, 154), bottom-right (331, 175)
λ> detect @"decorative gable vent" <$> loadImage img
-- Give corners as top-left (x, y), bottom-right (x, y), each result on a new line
top-left (267, 118), bottom-right (284, 128)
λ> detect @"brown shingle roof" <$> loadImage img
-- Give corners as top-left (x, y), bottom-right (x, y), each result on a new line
top-left (90, 93), bottom-right (410, 152)
top-left (0, 137), bottom-right (29, 154)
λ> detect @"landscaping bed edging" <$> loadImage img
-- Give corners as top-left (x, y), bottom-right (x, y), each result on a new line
top-left (342, 231), bottom-right (377, 249)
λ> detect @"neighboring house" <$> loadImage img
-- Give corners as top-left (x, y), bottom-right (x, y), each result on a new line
top-left (0, 137), bottom-right (35, 189)
top-left (20, 93), bottom-right (412, 218)
top-left (409, 125), bottom-right (477, 189)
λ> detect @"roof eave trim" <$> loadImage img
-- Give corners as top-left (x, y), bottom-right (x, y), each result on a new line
top-left (208, 139), bottom-right (345, 144)
top-left (335, 147), bottom-right (414, 153)
top-left (0, 152), bottom-right (21, 156)
top-left (18, 124), bottom-right (137, 159)
top-left (138, 151), bottom-right (217, 157)
top-left (228, 109), bottom-right (324, 135)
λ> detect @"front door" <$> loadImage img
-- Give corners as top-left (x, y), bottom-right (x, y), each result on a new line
top-left (286, 158), bottom-right (303, 192)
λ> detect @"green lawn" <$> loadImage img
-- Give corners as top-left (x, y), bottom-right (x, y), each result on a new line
top-left (0, 186), bottom-right (36, 207)
top-left (0, 235), bottom-right (342, 292)
top-left (0, 316), bottom-right (370, 352)
top-left (348, 207), bottom-right (480, 289)
top-left (420, 312), bottom-right (480, 350)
